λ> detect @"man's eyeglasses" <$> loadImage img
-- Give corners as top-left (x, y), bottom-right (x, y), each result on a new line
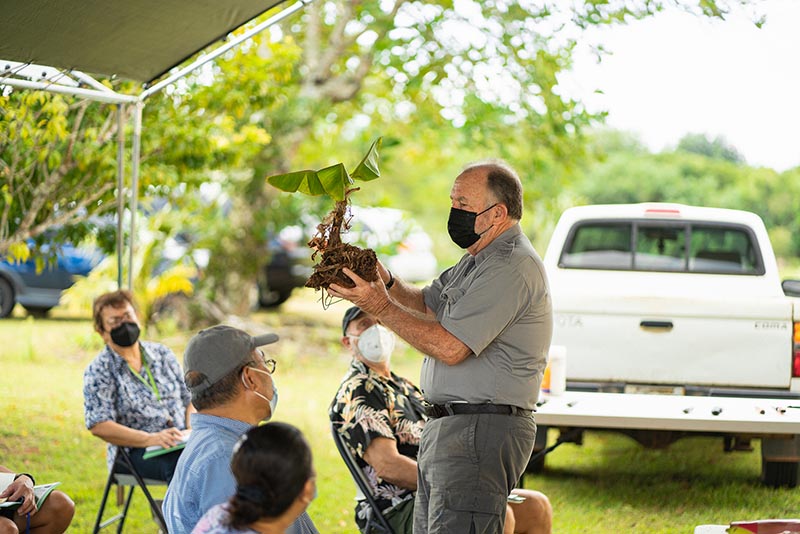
top-left (255, 350), bottom-right (277, 374)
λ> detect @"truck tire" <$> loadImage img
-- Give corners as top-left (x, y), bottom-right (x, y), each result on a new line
top-left (0, 277), bottom-right (15, 318)
top-left (258, 286), bottom-right (292, 308)
top-left (761, 459), bottom-right (799, 488)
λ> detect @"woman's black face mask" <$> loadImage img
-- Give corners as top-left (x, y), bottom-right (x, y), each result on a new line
top-left (447, 204), bottom-right (496, 249)
top-left (110, 321), bottom-right (140, 347)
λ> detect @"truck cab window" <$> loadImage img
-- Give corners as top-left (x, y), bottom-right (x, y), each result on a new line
top-left (560, 220), bottom-right (762, 275)
top-left (560, 223), bottom-right (632, 269)
top-left (634, 225), bottom-right (685, 271)
top-left (689, 225), bottom-right (761, 274)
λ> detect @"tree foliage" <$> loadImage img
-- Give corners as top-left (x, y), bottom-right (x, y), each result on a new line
top-left (573, 131), bottom-right (800, 257)
top-left (0, 0), bottom-right (766, 308)
top-left (0, 92), bottom-right (120, 257)
top-left (677, 133), bottom-right (745, 163)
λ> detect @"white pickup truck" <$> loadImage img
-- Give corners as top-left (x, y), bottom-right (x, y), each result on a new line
top-left (531, 203), bottom-right (800, 487)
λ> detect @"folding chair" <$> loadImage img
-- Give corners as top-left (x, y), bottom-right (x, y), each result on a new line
top-left (330, 422), bottom-right (396, 534)
top-left (92, 447), bottom-right (168, 534)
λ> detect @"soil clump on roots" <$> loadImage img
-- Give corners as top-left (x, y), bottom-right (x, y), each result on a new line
top-left (305, 190), bottom-right (378, 297)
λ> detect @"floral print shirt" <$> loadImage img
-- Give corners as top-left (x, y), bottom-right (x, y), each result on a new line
top-left (83, 340), bottom-right (192, 470)
top-left (191, 503), bottom-right (318, 534)
top-left (192, 504), bottom-right (258, 534)
top-left (329, 359), bottom-right (427, 522)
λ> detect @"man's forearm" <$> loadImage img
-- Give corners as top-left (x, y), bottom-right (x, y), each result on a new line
top-left (363, 437), bottom-right (418, 491)
top-left (385, 277), bottom-right (427, 314)
top-left (378, 301), bottom-right (471, 365)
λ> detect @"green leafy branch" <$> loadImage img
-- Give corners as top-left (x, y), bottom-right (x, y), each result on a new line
top-left (266, 137), bottom-right (382, 201)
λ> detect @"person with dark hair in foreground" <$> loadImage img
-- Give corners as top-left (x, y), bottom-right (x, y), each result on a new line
top-left (0, 466), bottom-right (75, 534)
top-left (331, 306), bottom-right (553, 534)
top-left (163, 325), bottom-right (318, 534)
top-left (191, 422), bottom-right (316, 534)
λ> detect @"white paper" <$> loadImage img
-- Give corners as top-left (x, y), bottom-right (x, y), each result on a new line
top-left (0, 473), bottom-right (16, 504)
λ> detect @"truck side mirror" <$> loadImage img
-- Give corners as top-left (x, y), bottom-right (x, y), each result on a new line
top-left (781, 279), bottom-right (800, 297)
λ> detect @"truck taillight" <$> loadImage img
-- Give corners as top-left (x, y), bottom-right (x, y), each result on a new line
top-left (794, 323), bottom-right (800, 377)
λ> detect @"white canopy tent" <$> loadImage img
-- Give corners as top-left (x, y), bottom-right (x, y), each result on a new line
top-left (0, 0), bottom-right (311, 287)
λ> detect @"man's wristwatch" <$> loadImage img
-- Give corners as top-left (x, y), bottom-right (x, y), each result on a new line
top-left (385, 270), bottom-right (395, 290)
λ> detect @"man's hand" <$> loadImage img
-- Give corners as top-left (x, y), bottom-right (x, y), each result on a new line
top-left (0, 475), bottom-right (36, 516)
top-left (328, 267), bottom-right (391, 317)
top-left (148, 427), bottom-right (185, 448)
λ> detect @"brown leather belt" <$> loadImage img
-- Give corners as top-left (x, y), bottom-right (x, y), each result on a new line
top-left (424, 403), bottom-right (532, 419)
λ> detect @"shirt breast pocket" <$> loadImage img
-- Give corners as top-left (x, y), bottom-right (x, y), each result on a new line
top-left (440, 286), bottom-right (466, 319)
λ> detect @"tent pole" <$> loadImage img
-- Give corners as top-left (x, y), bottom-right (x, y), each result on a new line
top-left (128, 101), bottom-right (143, 290)
top-left (116, 104), bottom-right (126, 289)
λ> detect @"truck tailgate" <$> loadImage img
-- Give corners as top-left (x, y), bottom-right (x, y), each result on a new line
top-left (551, 274), bottom-right (793, 388)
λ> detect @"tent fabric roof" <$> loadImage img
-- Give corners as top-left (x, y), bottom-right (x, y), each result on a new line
top-left (0, 0), bottom-right (288, 83)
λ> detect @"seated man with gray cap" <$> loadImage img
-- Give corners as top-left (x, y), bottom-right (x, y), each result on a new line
top-left (162, 325), bottom-right (319, 534)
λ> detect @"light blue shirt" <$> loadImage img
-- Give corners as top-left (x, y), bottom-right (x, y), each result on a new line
top-left (162, 413), bottom-right (318, 534)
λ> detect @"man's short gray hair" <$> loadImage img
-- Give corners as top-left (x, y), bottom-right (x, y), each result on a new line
top-left (462, 159), bottom-right (524, 220)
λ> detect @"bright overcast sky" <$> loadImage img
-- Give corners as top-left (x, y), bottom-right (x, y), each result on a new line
top-left (558, 0), bottom-right (800, 172)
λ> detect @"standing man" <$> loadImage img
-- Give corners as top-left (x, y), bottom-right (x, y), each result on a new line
top-left (329, 160), bottom-right (553, 533)
top-left (84, 289), bottom-right (192, 482)
top-left (330, 306), bottom-right (553, 534)
top-left (162, 325), bottom-right (318, 534)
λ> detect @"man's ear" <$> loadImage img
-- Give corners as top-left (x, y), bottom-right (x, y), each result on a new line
top-left (300, 477), bottom-right (316, 505)
top-left (341, 335), bottom-right (352, 350)
top-left (495, 203), bottom-right (508, 220)
top-left (240, 366), bottom-right (255, 390)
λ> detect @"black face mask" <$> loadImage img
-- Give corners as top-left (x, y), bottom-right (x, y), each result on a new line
top-left (447, 204), bottom-right (496, 249)
top-left (110, 322), bottom-right (140, 347)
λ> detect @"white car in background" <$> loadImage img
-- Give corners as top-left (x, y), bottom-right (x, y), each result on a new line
top-left (258, 206), bottom-right (438, 307)
top-left (345, 206), bottom-right (438, 283)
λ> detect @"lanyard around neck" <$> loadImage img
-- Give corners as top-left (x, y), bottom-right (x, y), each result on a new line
top-left (128, 348), bottom-right (161, 401)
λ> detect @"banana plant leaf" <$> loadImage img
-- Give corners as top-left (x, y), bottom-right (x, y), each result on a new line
top-left (266, 137), bottom-right (382, 202)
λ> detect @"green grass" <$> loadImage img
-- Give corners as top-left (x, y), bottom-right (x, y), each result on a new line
top-left (2, 287), bottom-right (799, 533)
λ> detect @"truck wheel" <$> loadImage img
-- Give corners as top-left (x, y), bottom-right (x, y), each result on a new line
top-left (525, 425), bottom-right (549, 474)
top-left (761, 459), bottom-right (799, 488)
top-left (258, 285), bottom-right (292, 308)
top-left (0, 278), bottom-right (15, 318)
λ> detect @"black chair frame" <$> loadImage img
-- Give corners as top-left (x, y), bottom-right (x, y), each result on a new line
top-left (331, 422), bottom-right (396, 534)
top-left (92, 447), bottom-right (168, 534)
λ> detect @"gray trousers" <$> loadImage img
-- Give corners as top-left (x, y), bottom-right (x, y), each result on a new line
top-left (413, 412), bottom-right (536, 534)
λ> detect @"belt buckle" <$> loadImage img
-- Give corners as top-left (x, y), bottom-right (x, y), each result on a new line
top-left (424, 403), bottom-right (443, 418)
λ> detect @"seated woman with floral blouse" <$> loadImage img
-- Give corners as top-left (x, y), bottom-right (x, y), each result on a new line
top-left (83, 289), bottom-right (193, 481)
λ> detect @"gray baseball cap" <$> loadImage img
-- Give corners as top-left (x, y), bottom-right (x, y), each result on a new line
top-left (184, 324), bottom-right (279, 393)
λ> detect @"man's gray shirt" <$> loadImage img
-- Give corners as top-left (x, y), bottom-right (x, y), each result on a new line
top-left (421, 224), bottom-right (552, 410)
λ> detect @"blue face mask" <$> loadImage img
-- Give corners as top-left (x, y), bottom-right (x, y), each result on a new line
top-left (242, 368), bottom-right (279, 420)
